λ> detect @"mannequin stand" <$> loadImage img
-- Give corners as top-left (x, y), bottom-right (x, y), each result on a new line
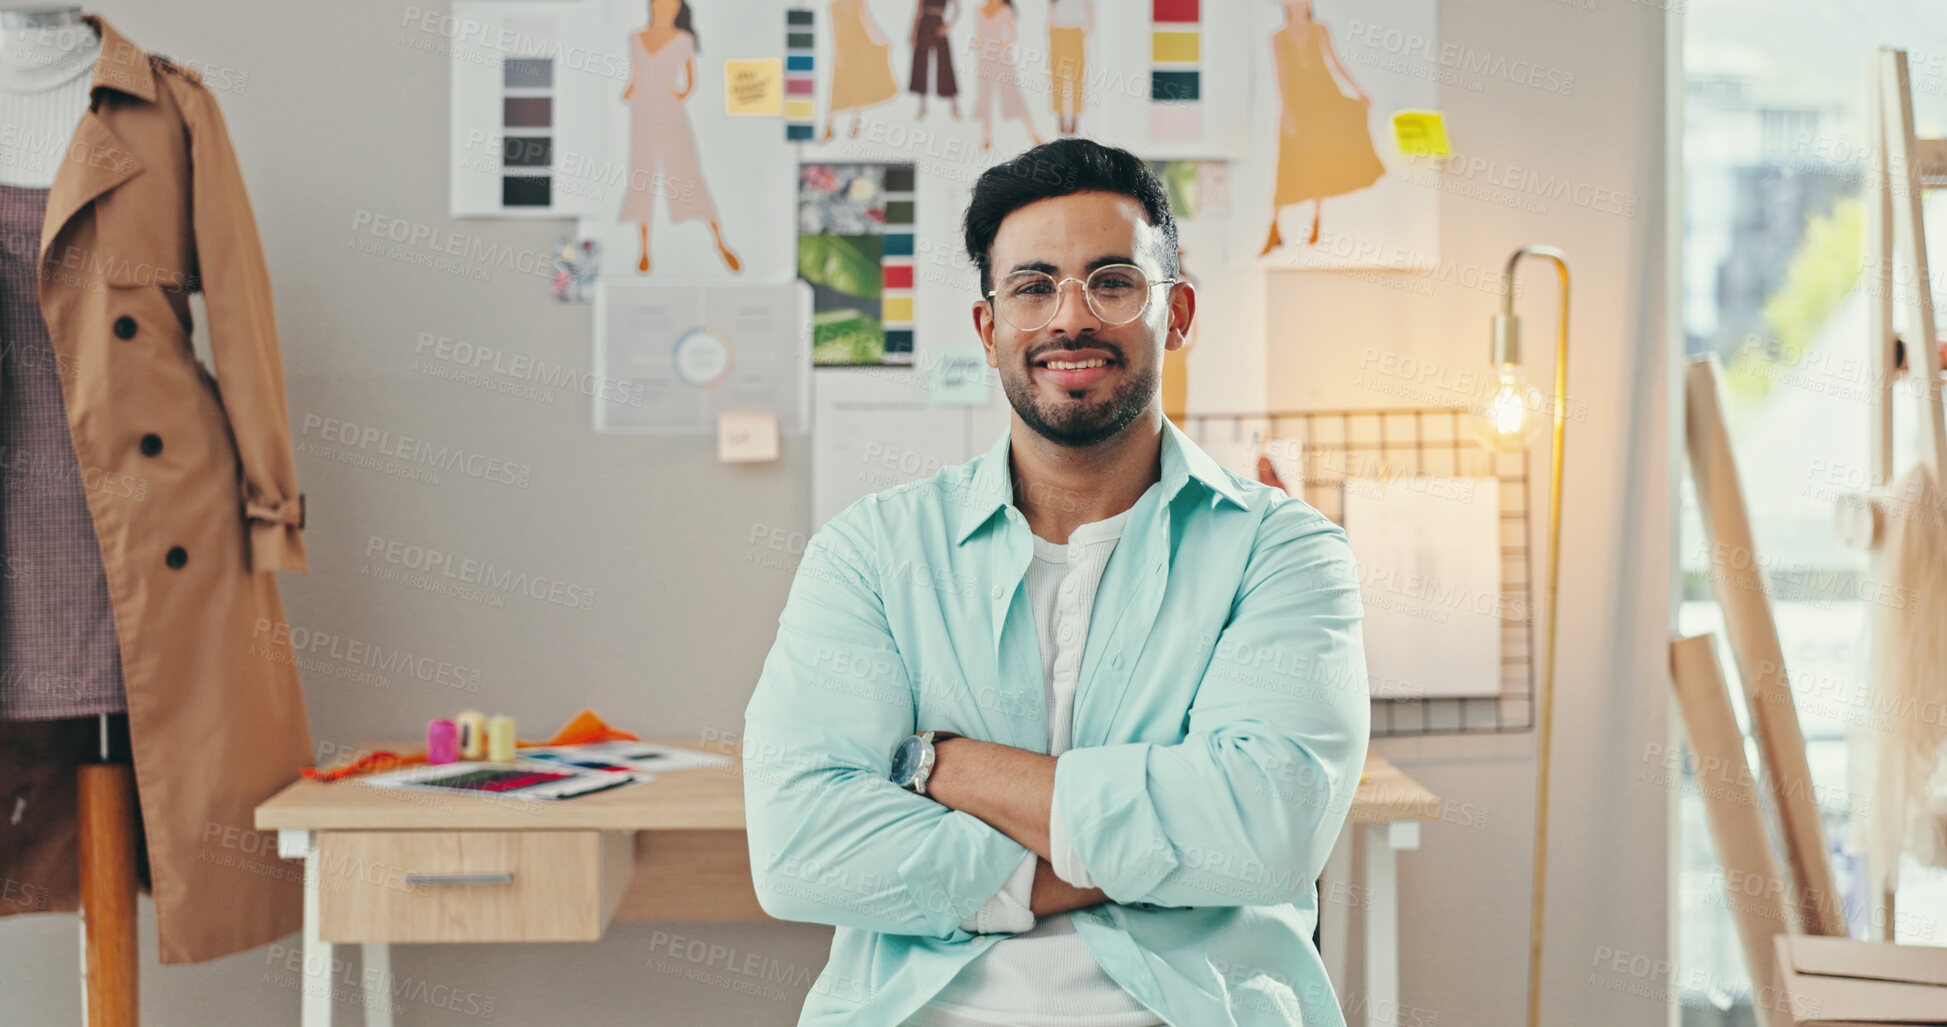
top-left (78, 713), bottom-right (138, 1027)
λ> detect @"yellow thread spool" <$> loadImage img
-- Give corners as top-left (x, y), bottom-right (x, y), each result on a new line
top-left (486, 714), bottom-right (516, 763)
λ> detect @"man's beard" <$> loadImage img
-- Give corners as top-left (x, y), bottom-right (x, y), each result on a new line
top-left (1001, 357), bottom-right (1158, 448)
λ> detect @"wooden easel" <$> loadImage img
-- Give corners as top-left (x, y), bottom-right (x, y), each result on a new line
top-left (1829, 47), bottom-right (1947, 941)
top-left (1834, 47), bottom-right (1946, 547)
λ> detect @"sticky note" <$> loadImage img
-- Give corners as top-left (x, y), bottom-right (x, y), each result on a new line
top-left (930, 346), bottom-right (992, 406)
top-left (1391, 110), bottom-right (1451, 157)
top-left (724, 58), bottom-right (784, 116)
top-left (718, 409), bottom-right (780, 462)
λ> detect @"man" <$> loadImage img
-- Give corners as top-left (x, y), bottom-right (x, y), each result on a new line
top-left (744, 139), bottom-right (1370, 1026)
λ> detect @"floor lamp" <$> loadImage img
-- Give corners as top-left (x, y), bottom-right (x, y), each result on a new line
top-left (1474, 245), bottom-right (1570, 1027)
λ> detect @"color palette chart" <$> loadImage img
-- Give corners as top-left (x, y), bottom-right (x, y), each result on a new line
top-left (1150, 0), bottom-right (1201, 143)
top-left (501, 56), bottom-right (553, 207)
top-left (880, 164), bottom-right (915, 363)
top-left (785, 7), bottom-right (815, 141)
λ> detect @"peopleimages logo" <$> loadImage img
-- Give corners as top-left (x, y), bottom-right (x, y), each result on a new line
top-left (300, 414), bottom-right (533, 488)
top-left (362, 536), bottom-right (596, 612)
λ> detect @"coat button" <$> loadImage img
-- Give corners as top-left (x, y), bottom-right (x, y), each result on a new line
top-left (991, 585), bottom-right (1004, 599)
top-left (165, 546), bottom-right (187, 569)
top-left (139, 433), bottom-right (163, 456)
top-left (113, 315), bottom-right (137, 339)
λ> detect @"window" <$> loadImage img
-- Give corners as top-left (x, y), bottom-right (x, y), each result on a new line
top-left (1680, 3), bottom-right (1947, 1022)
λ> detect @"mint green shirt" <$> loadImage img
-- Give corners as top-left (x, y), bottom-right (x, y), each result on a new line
top-left (743, 417), bottom-right (1370, 1026)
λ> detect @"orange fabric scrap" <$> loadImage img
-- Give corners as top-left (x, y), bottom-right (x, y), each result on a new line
top-left (299, 708), bottom-right (643, 782)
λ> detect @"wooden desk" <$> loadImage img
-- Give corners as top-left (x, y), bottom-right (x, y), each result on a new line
top-left (257, 741), bottom-right (1437, 1027)
top-left (1324, 754), bottom-right (1445, 1027)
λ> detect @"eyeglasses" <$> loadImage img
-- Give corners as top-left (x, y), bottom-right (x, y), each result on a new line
top-left (985, 263), bottom-right (1181, 332)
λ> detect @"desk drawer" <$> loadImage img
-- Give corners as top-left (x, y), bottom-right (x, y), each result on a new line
top-left (317, 830), bottom-right (633, 943)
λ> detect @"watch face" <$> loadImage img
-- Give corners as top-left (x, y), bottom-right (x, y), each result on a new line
top-left (889, 735), bottom-right (923, 785)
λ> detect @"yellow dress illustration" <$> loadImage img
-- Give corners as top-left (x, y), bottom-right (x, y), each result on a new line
top-left (1260, 2), bottom-right (1383, 254)
top-left (1048, 0), bottom-right (1092, 135)
top-left (823, 0), bottom-right (899, 140)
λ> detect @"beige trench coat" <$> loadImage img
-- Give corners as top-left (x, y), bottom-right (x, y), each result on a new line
top-left (0, 15), bottom-right (313, 964)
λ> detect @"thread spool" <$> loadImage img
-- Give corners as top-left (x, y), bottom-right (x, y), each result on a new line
top-left (456, 709), bottom-right (486, 760)
top-left (427, 719), bottom-right (458, 764)
top-left (486, 714), bottom-right (516, 762)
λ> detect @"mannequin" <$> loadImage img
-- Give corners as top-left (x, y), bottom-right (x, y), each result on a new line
top-left (0, 5), bottom-right (100, 187)
top-left (0, 9), bottom-right (316, 1023)
top-left (0, 7), bottom-right (139, 1025)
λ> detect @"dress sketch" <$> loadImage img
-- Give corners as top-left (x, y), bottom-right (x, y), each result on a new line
top-left (1048, 0), bottom-right (1092, 135)
top-left (825, 0), bottom-right (900, 140)
top-left (908, 0), bottom-right (959, 119)
top-left (620, 0), bottom-right (741, 273)
top-left (971, 0), bottom-right (1040, 150)
top-left (1259, 0), bottom-right (1384, 254)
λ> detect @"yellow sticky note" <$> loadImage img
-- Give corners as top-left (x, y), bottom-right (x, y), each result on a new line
top-left (1391, 110), bottom-right (1451, 157)
top-left (718, 409), bottom-right (780, 463)
top-left (785, 98), bottom-right (816, 120)
top-left (724, 58), bottom-right (783, 116)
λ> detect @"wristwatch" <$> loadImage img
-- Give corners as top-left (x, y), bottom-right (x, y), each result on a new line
top-left (889, 730), bottom-right (959, 795)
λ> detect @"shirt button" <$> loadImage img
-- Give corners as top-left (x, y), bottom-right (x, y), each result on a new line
top-left (139, 433), bottom-right (163, 456)
top-left (991, 585), bottom-right (1004, 599)
top-left (165, 546), bottom-right (188, 569)
top-left (1059, 627), bottom-right (1075, 642)
top-left (113, 315), bottom-right (137, 340)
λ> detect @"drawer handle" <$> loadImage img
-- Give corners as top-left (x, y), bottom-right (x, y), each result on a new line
top-left (402, 872), bottom-right (514, 886)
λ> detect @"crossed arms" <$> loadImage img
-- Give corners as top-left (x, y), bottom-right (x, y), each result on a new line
top-left (741, 505), bottom-right (1370, 940)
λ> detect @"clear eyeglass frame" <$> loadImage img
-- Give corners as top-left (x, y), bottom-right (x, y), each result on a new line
top-left (985, 263), bottom-right (1182, 332)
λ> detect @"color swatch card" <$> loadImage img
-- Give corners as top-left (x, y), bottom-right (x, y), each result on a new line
top-left (449, 1), bottom-right (611, 217)
top-left (798, 163), bottom-right (917, 366)
top-left (1084, 0), bottom-right (1249, 159)
top-left (784, 6), bottom-right (815, 140)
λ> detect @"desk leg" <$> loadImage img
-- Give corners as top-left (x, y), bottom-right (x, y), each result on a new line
top-left (1320, 827), bottom-right (1353, 1005)
top-left (279, 829), bottom-right (333, 1027)
top-left (1363, 821), bottom-right (1419, 1027)
top-left (362, 943), bottom-right (394, 1027)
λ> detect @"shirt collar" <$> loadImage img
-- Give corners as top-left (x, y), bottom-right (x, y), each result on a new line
top-left (82, 15), bottom-right (158, 105)
top-left (951, 417), bottom-right (1249, 546)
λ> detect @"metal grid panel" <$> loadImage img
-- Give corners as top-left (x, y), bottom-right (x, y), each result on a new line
top-left (1181, 408), bottom-right (1536, 737)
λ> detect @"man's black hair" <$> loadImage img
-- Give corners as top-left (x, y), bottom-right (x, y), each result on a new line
top-left (962, 138), bottom-right (1180, 296)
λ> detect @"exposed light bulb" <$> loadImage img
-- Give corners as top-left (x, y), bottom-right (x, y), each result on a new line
top-left (1475, 366), bottom-right (1544, 453)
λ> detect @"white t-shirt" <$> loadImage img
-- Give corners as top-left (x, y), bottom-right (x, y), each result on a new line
top-left (907, 506), bottom-right (1165, 1027)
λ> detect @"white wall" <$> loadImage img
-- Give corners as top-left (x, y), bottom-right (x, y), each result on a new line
top-left (0, 1), bottom-right (1674, 1024)
top-left (1273, 3), bottom-right (1677, 1025)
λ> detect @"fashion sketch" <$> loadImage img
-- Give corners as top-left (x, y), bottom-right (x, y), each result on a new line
top-left (824, 0), bottom-right (901, 140)
top-left (1259, 0), bottom-right (1384, 254)
top-left (970, 0), bottom-right (1041, 151)
top-left (1047, 0), bottom-right (1092, 134)
top-left (620, 0), bottom-right (741, 273)
top-left (907, 0), bottom-right (960, 119)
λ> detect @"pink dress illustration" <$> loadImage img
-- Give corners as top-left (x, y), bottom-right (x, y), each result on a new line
top-left (620, 1), bottom-right (740, 273)
top-left (971, 0), bottom-right (1040, 151)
